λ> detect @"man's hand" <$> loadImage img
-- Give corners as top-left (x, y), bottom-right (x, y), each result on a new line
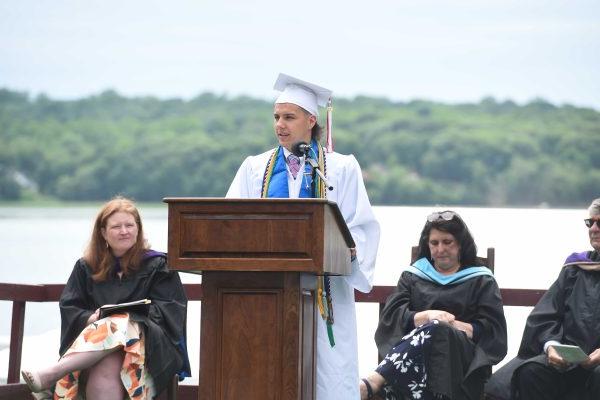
top-left (350, 248), bottom-right (357, 259)
top-left (547, 346), bottom-right (571, 370)
top-left (414, 310), bottom-right (455, 327)
top-left (580, 348), bottom-right (600, 369)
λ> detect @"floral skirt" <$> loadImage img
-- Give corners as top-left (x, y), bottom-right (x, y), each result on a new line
top-left (376, 321), bottom-right (439, 400)
top-left (54, 313), bottom-right (155, 400)
top-left (376, 320), bottom-right (476, 400)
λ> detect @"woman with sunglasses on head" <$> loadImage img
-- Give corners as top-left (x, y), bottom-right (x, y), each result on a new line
top-left (360, 211), bottom-right (507, 400)
top-left (485, 198), bottom-right (600, 400)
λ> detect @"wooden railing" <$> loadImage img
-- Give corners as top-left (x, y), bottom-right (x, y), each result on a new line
top-left (0, 283), bottom-right (545, 400)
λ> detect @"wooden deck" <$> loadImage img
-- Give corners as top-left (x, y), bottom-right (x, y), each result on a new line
top-left (0, 282), bottom-right (544, 400)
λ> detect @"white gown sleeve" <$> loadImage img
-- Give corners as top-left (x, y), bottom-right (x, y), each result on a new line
top-left (225, 156), bottom-right (253, 198)
top-left (335, 155), bottom-right (380, 293)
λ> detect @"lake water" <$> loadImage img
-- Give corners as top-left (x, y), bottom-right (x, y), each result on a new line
top-left (0, 204), bottom-right (592, 383)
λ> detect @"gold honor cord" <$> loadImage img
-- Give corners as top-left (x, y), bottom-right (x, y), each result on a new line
top-left (261, 147), bottom-right (280, 198)
top-left (317, 278), bottom-right (326, 318)
top-left (317, 275), bottom-right (335, 347)
top-left (315, 144), bottom-right (327, 199)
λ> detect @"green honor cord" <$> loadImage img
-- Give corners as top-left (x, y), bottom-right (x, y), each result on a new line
top-left (326, 322), bottom-right (335, 347)
top-left (324, 275), bottom-right (335, 347)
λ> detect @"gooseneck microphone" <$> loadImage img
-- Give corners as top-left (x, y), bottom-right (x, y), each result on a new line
top-left (290, 141), bottom-right (334, 191)
top-left (291, 141), bottom-right (312, 157)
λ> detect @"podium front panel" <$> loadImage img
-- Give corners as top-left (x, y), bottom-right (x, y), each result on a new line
top-left (200, 271), bottom-right (315, 400)
top-left (166, 199), bottom-right (351, 275)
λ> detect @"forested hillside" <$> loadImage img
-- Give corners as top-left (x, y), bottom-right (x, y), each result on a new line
top-left (1, 89), bottom-right (599, 207)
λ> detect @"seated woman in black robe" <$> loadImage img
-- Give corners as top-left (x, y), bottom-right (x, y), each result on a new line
top-left (21, 196), bottom-right (190, 400)
top-left (360, 211), bottom-right (507, 400)
top-left (485, 197), bottom-right (600, 400)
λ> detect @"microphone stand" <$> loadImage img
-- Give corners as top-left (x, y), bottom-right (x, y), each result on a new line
top-left (305, 158), bottom-right (333, 191)
top-left (295, 143), bottom-right (334, 191)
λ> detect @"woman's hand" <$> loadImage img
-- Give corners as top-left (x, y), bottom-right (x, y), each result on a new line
top-left (414, 310), bottom-right (455, 326)
top-left (86, 308), bottom-right (100, 325)
top-left (451, 320), bottom-right (473, 339)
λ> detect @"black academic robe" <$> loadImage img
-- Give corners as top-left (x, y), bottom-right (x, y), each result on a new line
top-left (59, 253), bottom-right (190, 396)
top-left (518, 260), bottom-right (600, 358)
top-left (485, 251), bottom-right (600, 400)
top-left (375, 271), bottom-right (507, 400)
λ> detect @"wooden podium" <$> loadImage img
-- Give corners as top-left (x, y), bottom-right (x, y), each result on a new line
top-left (163, 198), bottom-right (355, 400)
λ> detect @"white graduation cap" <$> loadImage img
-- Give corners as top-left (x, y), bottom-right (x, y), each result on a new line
top-left (273, 73), bottom-right (332, 117)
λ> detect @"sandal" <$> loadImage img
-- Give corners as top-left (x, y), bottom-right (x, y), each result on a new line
top-left (361, 378), bottom-right (374, 399)
top-left (32, 390), bottom-right (53, 400)
top-left (21, 370), bottom-right (43, 393)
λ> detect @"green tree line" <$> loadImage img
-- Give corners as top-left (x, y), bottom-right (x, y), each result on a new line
top-left (1, 89), bottom-right (599, 207)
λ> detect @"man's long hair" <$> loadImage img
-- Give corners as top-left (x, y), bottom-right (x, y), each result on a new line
top-left (83, 196), bottom-right (149, 281)
top-left (311, 122), bottom-right (322, 141)
top-left (416, 211), bottom-right (478, 268)
top-left (296, 106), bottom-right (323, 141)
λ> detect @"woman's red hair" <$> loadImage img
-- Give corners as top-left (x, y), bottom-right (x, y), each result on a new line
top-left (83, 196), bottom-right (149, 281)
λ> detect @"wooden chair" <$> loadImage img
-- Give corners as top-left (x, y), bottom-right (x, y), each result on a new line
top-left (166, 375), bottom-right (178, 400)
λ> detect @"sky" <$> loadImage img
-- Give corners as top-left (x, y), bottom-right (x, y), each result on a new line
top-left (1, 0), bottom-right (599, 109)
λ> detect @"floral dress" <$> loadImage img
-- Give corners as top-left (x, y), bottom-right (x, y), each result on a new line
top-left (376, 321), bottom-right (441, 400)
top-left (54, 313), bottom-right (155, 399)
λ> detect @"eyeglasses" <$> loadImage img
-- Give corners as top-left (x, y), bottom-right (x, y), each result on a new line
top-left (427, 211), bottom-right (456, 222)
top-left (584, 218), bottom-right (600, 228)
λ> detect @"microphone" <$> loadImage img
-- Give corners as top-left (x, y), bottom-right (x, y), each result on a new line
top-left (291, 141), bottom-right (311, 157)
top-left (291, 141), bottom-right (334, 191)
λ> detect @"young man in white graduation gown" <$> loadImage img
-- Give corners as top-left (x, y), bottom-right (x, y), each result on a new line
top-left (226, 73), bottom-right (380, 399)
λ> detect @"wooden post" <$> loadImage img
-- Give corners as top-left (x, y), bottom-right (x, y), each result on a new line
top-left (7, 301), bottom-right (26, 384)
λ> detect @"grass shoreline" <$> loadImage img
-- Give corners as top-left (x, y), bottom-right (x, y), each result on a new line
top-left (0, 200), bottom-right (168, 208)
top-left (0, 200), bottom-right (582, 210)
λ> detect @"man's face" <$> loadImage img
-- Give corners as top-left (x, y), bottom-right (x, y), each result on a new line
top-left (273, 103), bottom-right (316, 151)
top-left (587, 213), bottom-right (600, 251)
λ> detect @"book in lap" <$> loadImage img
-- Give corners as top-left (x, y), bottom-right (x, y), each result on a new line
top-left (551, 344), bottom-right (589, 364)
top-left (99, 299), bottom-right (152, 319)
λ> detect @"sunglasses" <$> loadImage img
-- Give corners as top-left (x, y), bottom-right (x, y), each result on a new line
top-left (427, 211), bottom-right (456, 222)
top-left (584, 218), bottom-right (600, 228)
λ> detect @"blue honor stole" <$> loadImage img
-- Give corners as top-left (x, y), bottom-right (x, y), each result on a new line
top-left (407, 258), bottom-right (494, 285)
top-left (262, 140), bottom-right (320, 198)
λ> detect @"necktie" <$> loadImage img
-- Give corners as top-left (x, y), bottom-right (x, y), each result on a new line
top-left (287, 154), bottom-right (301, 179)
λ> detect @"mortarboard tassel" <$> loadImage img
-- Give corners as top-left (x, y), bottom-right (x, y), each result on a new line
top-left (326, 97), bottom-right (333, 153)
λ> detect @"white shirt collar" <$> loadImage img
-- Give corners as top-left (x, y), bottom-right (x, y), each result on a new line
top-left (282, 147), bottom-right (304, 161)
